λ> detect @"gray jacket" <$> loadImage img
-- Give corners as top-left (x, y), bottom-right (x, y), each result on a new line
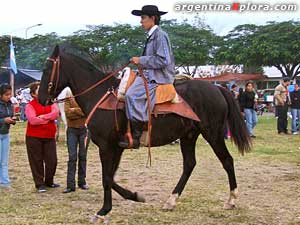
top-left (0, 100), bottom-right (14, 134)
top-left (139, 27), bottom-right (175, 84)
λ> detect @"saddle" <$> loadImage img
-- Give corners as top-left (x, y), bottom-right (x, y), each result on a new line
top-left (99, 70), bottom-right (200, 122)
top-left (99, 92), bottom-right (199, 122)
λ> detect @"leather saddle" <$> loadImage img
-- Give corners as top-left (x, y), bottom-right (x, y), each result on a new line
top-left (98, 92), bottom-right (200, 122)
top-left (98, 70), bottom-right (200, 122)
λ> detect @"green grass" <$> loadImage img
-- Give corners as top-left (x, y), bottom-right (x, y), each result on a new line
top-left (230, 115), bottom-right (300, 162)
top-left (0, 115), bottom-right (300, 225)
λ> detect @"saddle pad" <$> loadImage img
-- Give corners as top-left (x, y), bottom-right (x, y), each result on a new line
top-left (99, 93), bottom-right (200, 122)
top-left (156, 84), bottom-right (176, 104)
top-left (121, 71), bottom-right (176, 104)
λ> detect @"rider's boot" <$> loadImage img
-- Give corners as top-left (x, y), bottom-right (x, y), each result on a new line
top-left (118, 120), bottom-right (144, 149)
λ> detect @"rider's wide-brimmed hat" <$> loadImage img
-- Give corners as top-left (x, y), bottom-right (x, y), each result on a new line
top-left (131, 5), bottom-right (167, 16)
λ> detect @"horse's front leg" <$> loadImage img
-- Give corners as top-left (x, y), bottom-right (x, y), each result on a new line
top-left (97, 148), bottom-right (114, 216)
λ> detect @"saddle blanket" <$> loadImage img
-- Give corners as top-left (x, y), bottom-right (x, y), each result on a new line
top-left (98, 93), bottom-right (200, 122)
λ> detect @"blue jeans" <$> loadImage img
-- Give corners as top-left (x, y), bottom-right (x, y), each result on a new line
top-left (244, 108), bottom-right (258, 136)
top-left (66, 127), bottom-right (89, 189)
top-left (20, 103), bottom-right (27, 121)
top-left (291, 108), bottom-right (300, 132)
top-left (0, 134), bottom-right (10, 185)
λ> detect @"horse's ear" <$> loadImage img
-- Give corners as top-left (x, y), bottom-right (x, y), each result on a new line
top-left (51, 45), bottom-right (60, 57)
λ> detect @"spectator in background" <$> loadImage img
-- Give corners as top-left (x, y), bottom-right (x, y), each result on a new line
top-left (230, 84), bottom-right (239, 100)
top-left (63, 89), bottom-right (89, 193)
top-left (289, 83), bottom-right (300, 134)
top-left (10, 95), bottom-right (19, 117)
top-left (274, 77), bottom-right (290, 134)
top-left (240, 81), bottom-right (258, 138)
top-left (238, 87), bottom-right (244, 111)
top-left (25, 82), bottom-right (60, 193)
top-left (17, 88), bottom-right (32, 122)
top-left (0, 84), bottom-right (16, 187)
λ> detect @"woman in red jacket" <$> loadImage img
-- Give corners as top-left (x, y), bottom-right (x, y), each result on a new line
top-left (25, 82), bottom-right (60, 193)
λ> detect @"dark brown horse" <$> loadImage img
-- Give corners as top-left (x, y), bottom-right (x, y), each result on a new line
top-left (38, 45), bottom-right (251, 221)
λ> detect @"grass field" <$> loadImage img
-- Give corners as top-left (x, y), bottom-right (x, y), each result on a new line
top-left (0, 115), bottom-right (300, 225)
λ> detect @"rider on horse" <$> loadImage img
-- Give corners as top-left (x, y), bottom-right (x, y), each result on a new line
top-left (118, 5), bottom-right (175, 149)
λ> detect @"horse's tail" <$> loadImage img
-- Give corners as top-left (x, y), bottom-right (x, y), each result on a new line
top-left (218, 87), bottom-right (252, 155)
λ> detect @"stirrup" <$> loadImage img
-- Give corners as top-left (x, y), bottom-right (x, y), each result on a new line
top-left (118, 139), bottom-right (140, 149)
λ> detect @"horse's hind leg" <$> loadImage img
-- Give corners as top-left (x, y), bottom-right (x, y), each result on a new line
top-left (207, 136), bottom-right (238, 209)
top-left (163, 131), bottom-right (199, 211)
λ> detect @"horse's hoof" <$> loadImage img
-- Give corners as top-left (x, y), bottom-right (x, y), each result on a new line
top-left (90, 214), bottom-right (109, 224)
top-left (136, 192), bottom-right (146, 203)
top-left (162, 193), bottom-right (178, 211)
top-left (223, 202), bottom-right (236, 210)
top-left (162, 202), bottom-right (176, 211)
top-left (223, 188), bottom-right (238, 210)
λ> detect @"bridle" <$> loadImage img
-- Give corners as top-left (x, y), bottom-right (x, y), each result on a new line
top-left (45, 56), bottom-right (130, 103)
top-left (46, 56), bottom-right (60, 102)
top-left (46, 56), bottom-right (153, 166)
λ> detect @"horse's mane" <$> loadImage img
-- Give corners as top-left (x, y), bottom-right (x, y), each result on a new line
top-left (59, 44), bottom-right (105, 76)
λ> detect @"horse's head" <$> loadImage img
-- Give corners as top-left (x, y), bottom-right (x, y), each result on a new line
top-left (39, 45), bottom-right (68, 105)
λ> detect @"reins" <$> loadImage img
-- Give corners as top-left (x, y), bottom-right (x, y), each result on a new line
top-left (138, 66), bottom-right (152, 167)
top-left (83, 66), bottom-right (153, 167)
top-left (46, 57), bottom-right (130, 104)
top-left (46, 57), bottom-right (152, 166)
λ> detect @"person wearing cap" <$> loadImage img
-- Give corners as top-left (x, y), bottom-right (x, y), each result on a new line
top-left (274, 77), bottom-right (291, 134)
top-left (118, 5), bottom-right (175, 149)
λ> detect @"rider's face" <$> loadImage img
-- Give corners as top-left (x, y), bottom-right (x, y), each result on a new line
top-left (140, 15), bottom-right (155, 31)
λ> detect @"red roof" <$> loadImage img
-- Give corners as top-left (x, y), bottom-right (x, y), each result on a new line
top-left (195, 73), bottom-right (267, 82)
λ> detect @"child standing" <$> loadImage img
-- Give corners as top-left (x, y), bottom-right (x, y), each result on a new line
top-left (0, 83), bottom-right (16, 187)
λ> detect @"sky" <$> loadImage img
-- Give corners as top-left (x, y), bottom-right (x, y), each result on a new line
top-left (0, 0), bottom-right (299, 38)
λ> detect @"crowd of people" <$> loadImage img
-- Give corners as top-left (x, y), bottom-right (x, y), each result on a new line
top-left (223, 77), bottom-right (300, 138)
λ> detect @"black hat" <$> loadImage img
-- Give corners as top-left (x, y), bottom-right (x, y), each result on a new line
top-left (132, 5), bottom-right (167, 16)
top-left (283, 77), bottom-right (290, 82)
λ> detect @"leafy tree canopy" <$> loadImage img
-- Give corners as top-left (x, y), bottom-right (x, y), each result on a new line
top-left (0, 18), bottom-right (218, 75)
top-left (215, 20), bottom-right (300, 78)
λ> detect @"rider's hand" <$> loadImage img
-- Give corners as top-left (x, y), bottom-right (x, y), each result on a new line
top-left (130, 57), bottom-right (140, 65)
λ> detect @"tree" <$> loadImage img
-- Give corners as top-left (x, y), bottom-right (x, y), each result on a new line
top-left (215, 21), bottom-right (300, 78)
top-left (0, 36), bottom-right (15, 66)
top-left (16, 33), bottom-right (63, 70)
top-left (66, 24), bottom-right (145, 72)
top-left (0, 18), bottom-right (218, 75)
top-left (0, 33), bottom-right (62, 70)
top-left (162, 19), bottom-right (219, 76)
